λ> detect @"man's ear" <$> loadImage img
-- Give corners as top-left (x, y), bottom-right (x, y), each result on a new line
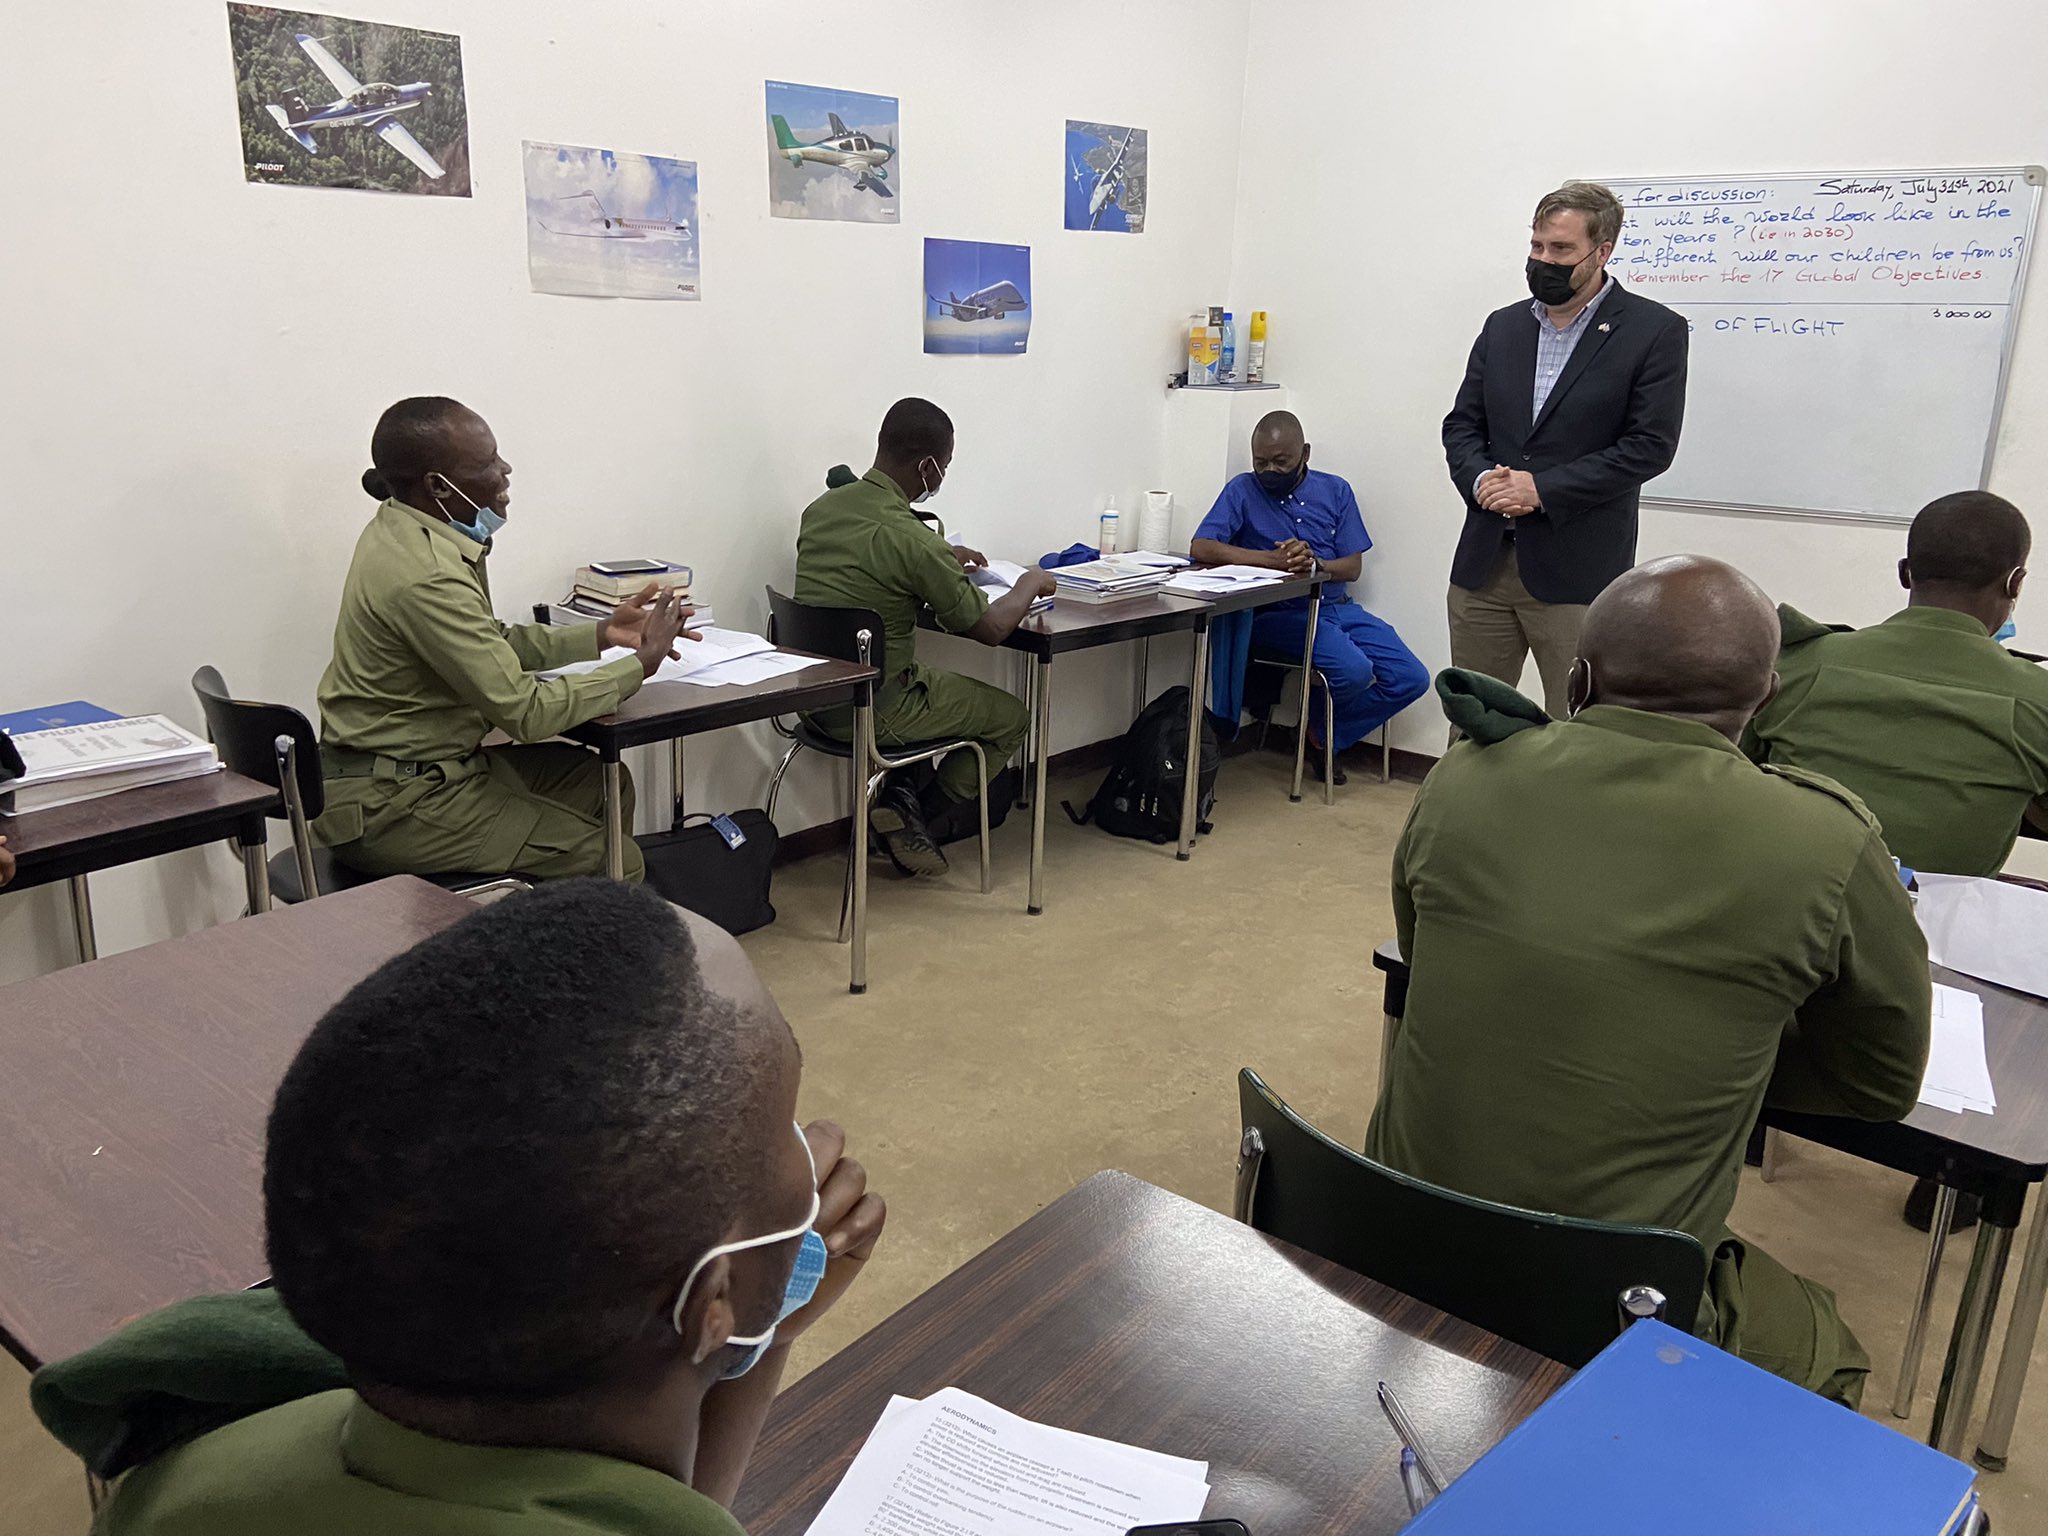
top-left (2011, 566), bottom-right (2028, 601)
top-left (1757, 669), bottom-right (1783, 715)
top-left (1299, 442), bottom-right (1312, 469)
top-left (1898, 557), bottom-right (1913, 592)
top-left (676, 1254), bottom-right (737, 1367)
top-left (1566, 657), bottom-right (1592, 716)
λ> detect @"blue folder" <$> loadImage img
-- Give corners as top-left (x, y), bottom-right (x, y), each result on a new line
top-left (0, 701), bottom-right (121, 735)
top-left (1405, 1319), bottom-right (1977, 1535)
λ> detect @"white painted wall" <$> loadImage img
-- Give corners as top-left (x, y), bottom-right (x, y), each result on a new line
top-left (1228, 0), bottom-right (2048, 755)
top-left (0, 0), bottom-right (1251, 979)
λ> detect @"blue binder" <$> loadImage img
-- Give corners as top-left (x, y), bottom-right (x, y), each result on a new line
top-left (0, 701), bottom-right (121, 735)
top-left (1405, 1320), bottom-right (1977, 1535)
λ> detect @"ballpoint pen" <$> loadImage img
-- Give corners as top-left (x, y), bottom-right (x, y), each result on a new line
top-left (1398, 1446), bottom-right (1433, 1516)
top-left (1378, 1380), bottom-right (1451, 1497)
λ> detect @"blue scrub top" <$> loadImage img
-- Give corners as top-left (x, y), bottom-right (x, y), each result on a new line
top-left (1192, 469), bottom-right (1372, 605)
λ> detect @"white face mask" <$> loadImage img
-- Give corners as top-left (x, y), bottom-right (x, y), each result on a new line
top-left (670, 1123), bottom-right (821, 1361)
top-left (913, 456), bottom-right (944, 505)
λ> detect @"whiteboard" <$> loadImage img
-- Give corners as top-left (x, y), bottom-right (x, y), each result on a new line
top-left (1602, 167), bottom-right (2042, 521)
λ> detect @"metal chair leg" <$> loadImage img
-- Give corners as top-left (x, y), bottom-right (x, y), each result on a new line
top-left (1975, 1185), bottom-right (2048, 1469)
top-left (68, 876), bottom-right (98, 964)
top-left (1933, 1212), bottom-right (2018, 1457)
top-left (1379, 721), bottom-right (1392, 783)
top-left (840, 767), bottom-right (887, 945)
top-left (1896, 1182), bottom-right (1959, 1418)
top-left (765, 739), bottom-right (804, 822)
top-left (1320, 669), bottom-right (1335, 807)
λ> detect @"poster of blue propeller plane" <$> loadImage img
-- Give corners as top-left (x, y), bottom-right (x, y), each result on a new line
top-left (924, 240), bottom-right (1031, 356)
top-left (1065, 120), bottom-right (1146, 233)
top-left (765, 80), bottom-right (899, 223)
top-left (227, 5), bottom-right (470, 195)
top-left (523, 143), bottom-right (700, 300)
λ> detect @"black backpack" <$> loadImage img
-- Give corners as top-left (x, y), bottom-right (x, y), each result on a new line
top-left (1064, 686), bottom-right (1218, 843)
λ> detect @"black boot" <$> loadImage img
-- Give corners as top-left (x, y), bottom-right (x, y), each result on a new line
top-left (1904, 1175), bottom-right (1980, 1234)
top-left (869, 781), bottom-right (947, 877)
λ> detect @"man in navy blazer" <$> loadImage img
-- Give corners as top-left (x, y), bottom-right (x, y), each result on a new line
top-left (1442, 181), bottom-right (1690, 715)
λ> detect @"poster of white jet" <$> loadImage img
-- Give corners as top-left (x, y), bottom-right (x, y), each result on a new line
top-left (523, 142), bottom-right (700, 300)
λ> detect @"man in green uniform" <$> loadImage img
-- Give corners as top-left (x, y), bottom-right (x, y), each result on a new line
top-left (315, 397), bottom-right (690, 884)
top-left (796, 397), bottom-right (1055, 874)
top-left (1366, 555), bottom-right (1931, 1406)
top-left (1746, 490), bottom-right (2046, 877)
top-left (32, 880), bottom-right (887, 1533)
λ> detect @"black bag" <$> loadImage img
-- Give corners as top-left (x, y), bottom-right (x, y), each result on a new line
top-left (924, 764), bottom-right (1021, 847)
top-left (637, 810), bottom-right (778, 935)
top-left (1063, 686), bottom-right (1218, 844)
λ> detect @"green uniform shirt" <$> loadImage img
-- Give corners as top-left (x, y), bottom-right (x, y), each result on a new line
top-left (317, 500), bottom-right (644, 761)
top-left (1366, 704), bottom-right (1931, 1260)
top-left (96, 1389), bottom-right (745, 1536)
top-left (1747, 604), bottom-right (2048, 876)
top-left (794, 470), bottom-right (988, 686)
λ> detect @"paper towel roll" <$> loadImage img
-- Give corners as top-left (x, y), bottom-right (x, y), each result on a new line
top-left (1138, 490), bottom-right (1173, 554)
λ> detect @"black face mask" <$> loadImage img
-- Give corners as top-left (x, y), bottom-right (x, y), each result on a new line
top-left (1255, 464), bottom-right (1304, 498)
top-left (1526, 255), bottom-right (1584, 307)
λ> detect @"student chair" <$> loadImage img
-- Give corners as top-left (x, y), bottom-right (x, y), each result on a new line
top-left (760, 590), bottom-right (993, 995)
top-left (1248, 649), bottom-right (1390, 804)
top-left (190, 667), bottom-right (528, 907)
top-left (1234, 1067), bottom-right (1705, 1368)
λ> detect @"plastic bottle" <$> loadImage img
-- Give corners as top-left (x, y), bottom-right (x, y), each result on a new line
top-left (1247, 310), bottom-right (1268, 383)
top-left (1098, 499), bottom-right (1119, 555)
top-left (1219, 312), bottom-right (1237, 382)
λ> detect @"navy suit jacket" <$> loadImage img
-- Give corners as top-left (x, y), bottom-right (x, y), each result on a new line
top-left (1441, 282), bottom-right (1689, 606)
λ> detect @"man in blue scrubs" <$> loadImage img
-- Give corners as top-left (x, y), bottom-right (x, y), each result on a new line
top-left (1191, 412), bottom-right (1428, 779)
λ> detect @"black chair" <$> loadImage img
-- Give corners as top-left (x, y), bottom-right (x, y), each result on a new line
top-left (1249, 649), bottom-right (1390, 802)
top-left (761, 590), bottom-right (993, 993)
top-left (1234, 1067), bottom-right (1705, 1368)
top-left (190, 667), bottom-right (527, 906)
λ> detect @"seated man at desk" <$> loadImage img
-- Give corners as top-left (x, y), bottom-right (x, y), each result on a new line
top-left (796, 397), bottom-right (1054, 875)
top-left (32, 879), bottom-right (886, 1533)
top-left (1366, 555), bottom-right (1931, 1407)
top-left (316, 397), bottom-right (689, 883)
top-left (1746, 490), bottom-right (2047, 877)
top-left (1190, 411), bottom-right (1428, 781)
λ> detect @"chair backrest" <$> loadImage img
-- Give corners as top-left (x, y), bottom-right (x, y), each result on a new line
top-left (190, 666), bottom-right (323, 822)
top-left (764, 588), bottom-right (889, 687)
top-left (1235, 1068), bottom-right (1705, 1368)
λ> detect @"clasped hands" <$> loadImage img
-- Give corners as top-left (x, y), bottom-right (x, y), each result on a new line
top-left (1476, 465), bottom-right (1541, 517)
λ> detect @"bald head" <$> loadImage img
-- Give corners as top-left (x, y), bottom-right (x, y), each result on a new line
top-left (1572, 555), bottom-right (1781, 738)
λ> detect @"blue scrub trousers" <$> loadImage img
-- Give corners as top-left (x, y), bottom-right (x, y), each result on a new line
top-left (1250, 601), bottom-right (1429, 751)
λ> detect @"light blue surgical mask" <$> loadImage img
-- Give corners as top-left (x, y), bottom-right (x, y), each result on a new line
top-left (1994, 617), bottom-right (2017, 642)
top-left (671, 1122), bottom-right (825, 1379)
top-left (429, 473), bottom-right (506, 545)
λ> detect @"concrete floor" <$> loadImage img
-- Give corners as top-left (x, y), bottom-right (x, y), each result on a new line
top-left (4, 749), bottom-right (2045, 1531)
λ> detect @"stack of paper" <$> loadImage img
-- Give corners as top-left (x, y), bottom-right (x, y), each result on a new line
top-left (1, 713), bottom-right (220, 816)
top-left (804, 1387), bottom-right (1210, 1536)
top-left (1914, 873), bottom-right (2048, 1000)
top-left (1053, 556), bottom-right (1175, 605)
top-left (537, 629), bottom-right (820, 690)
top-left (1918, 983), bottom-right (1997, 1116)
top-left (969, 558), bottom-right (1052, 613)
top-left (1162, 564), bottom-right (1289, 597)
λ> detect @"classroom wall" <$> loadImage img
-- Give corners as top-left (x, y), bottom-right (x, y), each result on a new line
top-left (0, 0), bottom-right (1253, 979)
top-left (1227, 0), bottom-right (2048, 754)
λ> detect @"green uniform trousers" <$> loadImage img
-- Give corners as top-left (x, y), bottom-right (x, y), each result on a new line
top-left (319, 744), bottom-right (641, 883)
top-left (812, 663), bottom-right (1028, 802)
top-left (1706, 1232), bottom-right (1870, 1408)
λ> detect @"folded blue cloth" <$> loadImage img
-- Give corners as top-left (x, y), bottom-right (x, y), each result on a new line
top-left (1040, 542), bottom-right (1103, 569)
top-left (1206, 610), bottom-right (1254, 740)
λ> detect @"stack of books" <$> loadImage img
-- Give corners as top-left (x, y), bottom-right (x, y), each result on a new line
top-left (1050, 556), bottom-right (1172, 605)
top-left (556, 560), bottom-right (709, 627)
top-left (0, 706), bottom-right (220, 816)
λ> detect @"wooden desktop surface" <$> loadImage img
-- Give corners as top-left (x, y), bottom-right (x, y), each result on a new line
top-left (4, 771), bottom-right (278, 891)
top-left (996, 574), bottom-right (1324, 658)
top-left (563, 654), bottom-right (876, 754)
top-left (734, 1170), bottom-right (1566, 1536)
top-left (0, 876), bottom-right (476, 1368)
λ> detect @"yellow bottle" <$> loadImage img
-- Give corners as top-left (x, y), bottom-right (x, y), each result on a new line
top-left (1247, 310), bottom-right (1268, 384)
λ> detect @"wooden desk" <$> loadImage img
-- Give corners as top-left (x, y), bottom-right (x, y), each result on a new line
top-left (3, 771), bottom-right (280, 964)
top-left (733, 1171), bottom-right (1566, 1536)
top-left (1370, 940), bottom-right (2048, 1470)
top-left (997, 574), bottom-right (1323, 914)
top-left (0, 876), bottom-right (475, 1369)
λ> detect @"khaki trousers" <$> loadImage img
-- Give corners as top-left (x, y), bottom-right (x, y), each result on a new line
top-left (1446, 549), bottom-right (1589, 718)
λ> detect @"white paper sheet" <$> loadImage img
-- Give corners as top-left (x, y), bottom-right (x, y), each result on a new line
top-left (536, 628), bottom-right (777, 685)
top-left (680, 650), bottom-right (820, 688)
top-left (1918, 983), bottom-right (1997, 1116)
top-left (1915, 874), bottom-right (2048, 1001)
top-left (970, 558), bottom-right (1033, 588)
top-left (1162, 566), bottom-right (1288, 597)
top-left (803, 1387), bottom-right (1209, 1536)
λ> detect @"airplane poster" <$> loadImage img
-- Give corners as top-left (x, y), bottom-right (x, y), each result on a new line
top-left (523, 143), bottom-right (700, 301)
top-left (226, 5), bottom-right (471, 195)
top-left (1065, 120), bottom-right (1147, 234)
top-left (924, 240), bottom-right (1031, 356)
top-left (765, 80), bottom-right (899, 224)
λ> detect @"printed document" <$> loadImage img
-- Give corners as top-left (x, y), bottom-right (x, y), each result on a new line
top-left (1918, 983), bottom-right (1996, 1116)
top-left (1915, 874), bottom-right (2048, 1001)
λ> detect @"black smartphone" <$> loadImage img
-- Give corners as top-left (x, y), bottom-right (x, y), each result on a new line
top-left (1126, 1524), bottom-right (1251, 1536)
